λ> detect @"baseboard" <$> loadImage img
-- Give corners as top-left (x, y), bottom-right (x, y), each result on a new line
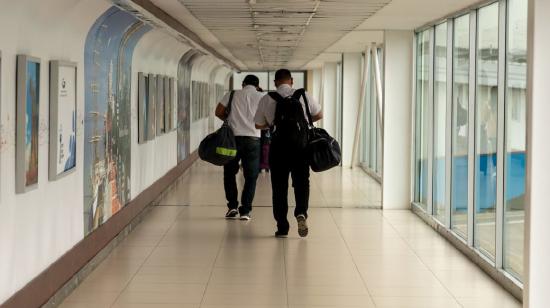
top-left (1, 152), bottom-right (198, 308)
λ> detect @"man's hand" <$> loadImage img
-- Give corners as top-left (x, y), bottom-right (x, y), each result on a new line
top-left (215, 103), bottom-right (227, 120)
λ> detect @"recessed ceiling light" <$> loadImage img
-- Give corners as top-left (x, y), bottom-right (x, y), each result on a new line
top-left (247, 0), bottom-right (256, 4)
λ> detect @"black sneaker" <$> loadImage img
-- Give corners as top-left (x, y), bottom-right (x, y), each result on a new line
top-left (275, 230), bottom-right (288, 238)
top-left (240, 213), bottom-right (251, 221)
top-left (225, 209), bottom-right (239, 219)
top-left (296, 215), bottom-right (308, 237)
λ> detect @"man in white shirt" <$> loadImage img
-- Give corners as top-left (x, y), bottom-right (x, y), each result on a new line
top-left (215, 75), bottom-right (265, 220)
top-left (254, 69), bottom-right (323, 237)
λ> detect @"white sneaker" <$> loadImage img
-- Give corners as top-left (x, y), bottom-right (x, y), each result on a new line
top-left (296, 215), bottom-right (308, 237)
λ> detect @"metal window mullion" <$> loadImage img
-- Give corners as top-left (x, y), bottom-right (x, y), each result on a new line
top-left (467, 10), bottom-right (477, 247)
top-left (495, 0), bottom-right (507, 269)
top-left (445, 20), bottom-right (454, 228)
top-left (427, 28), bottom-right (435, 215)
top-left (411, 34), bottom-right (418, 204)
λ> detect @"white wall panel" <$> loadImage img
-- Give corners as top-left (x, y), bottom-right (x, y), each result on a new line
top-left (0, 0), bottom-right (112, 302)
top-left (382, 30), bottom-right (413, 210)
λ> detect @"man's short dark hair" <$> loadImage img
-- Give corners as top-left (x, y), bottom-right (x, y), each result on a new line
top-left (242, 74), bottom-right (259, 87)
top-left (274, 69), bottom-right (292, 82)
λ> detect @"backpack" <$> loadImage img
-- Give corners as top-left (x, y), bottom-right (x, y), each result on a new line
top-left (198, 91), bottom-right (237, 165)
top-left (269, 89), bottom-right (309, 151)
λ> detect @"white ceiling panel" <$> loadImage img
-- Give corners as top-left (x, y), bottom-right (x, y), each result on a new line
top-left (167, 0), bottom-right (392, 70)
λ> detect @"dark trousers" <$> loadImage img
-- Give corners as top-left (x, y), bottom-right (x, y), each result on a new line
top-left (224, 136), bottom-right (260, 214)
top-left (269, 144), bottom-right (310, 233)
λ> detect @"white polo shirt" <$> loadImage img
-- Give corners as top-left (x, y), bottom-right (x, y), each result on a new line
top-left (254, 84), bottom-right (321, 127)
top-left (220, 85), bottom-right (265, 138)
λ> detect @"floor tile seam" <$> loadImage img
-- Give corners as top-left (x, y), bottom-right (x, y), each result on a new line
top-left (326, 208), bottom-right (376, 305)
top-left (380, 212), bottom-right (465, 307)
top-left (199, 217), bottom-right (231, 308)
top-left (282, 238), bottom-right (290, 308)
top-left (107, 208), bottom-right (183, 308)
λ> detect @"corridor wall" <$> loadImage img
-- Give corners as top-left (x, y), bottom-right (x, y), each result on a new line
top-left (0, 1), bottom-right (112, 303)
top-left (0, 1), bottom-right (230, 305)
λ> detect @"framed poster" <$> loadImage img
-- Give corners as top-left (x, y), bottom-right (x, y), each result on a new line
top-left (137, 72), bottom-right (148, 144)
top-left (156, 75), bottom-right (165, 135)
top-left (147, 74), bottom-right (156, 141)
top-left (49, 60), bottom-right (77, 180)
top-left (16, 55), bottom-right (40, 193)
top-left (169, 77), bottom-right (176, 131)
top-left (164, 76), bottom-right (171, 131)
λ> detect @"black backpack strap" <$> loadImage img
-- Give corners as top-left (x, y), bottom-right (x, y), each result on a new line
top-left (294, 88), bottom-right (313, 126)
top-left (226, 90), bottom-right (235, 115)
top-left (268, 91), bottom-right (285, 103)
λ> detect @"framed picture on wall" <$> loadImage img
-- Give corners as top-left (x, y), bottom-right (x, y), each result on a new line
top-left (147, 74), bottom-right (156, 141)
top-left (156, 75), bottom-right (165, 135)
top-left (164, 76), bottom-right (171, 131)
top-left (49, 60), bottom-right (77, 180)
top-left (137, 72), bottom-right (148, 144)
top-left (16, 55), bottom-right (41, 193)
top-left (169, 77), bottom-right (176, 131)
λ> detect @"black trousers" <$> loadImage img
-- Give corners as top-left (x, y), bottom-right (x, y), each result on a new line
top-left (269, 144), bottom-right (310, 233)
top-left (223, 136), bottom-right (260, 214)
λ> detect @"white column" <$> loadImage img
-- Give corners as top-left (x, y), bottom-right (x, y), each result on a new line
top-left (342, 53), bottom-right (362, 167)
top-left (525, 0), bottom-right (550, 306)
top-left (322, 62), bottom-right (337, 137)
top-left (382, 30), bottom-right (414, 210)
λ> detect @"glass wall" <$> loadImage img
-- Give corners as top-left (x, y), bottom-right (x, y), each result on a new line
top-left (433, 22), bottom-right (448, 223)
top-left (451, 14), bottom-right (470, 239)
top-left (474, 3), bottom-right (499, 260)
top-left (414, 29), bottom-right (431, 210)
top-left (233, 71), bottom-right (305, 91)
top-left (504, 0), bottom-right (527, 280)
top-left (336, 62), bottom-right (343, 145)
top-left (413, 0), bottom-right (527, 283)
top-left (360, 47), bottom-right (383, 177)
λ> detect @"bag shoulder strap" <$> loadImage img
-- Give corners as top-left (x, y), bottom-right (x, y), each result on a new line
top-left (226, 90), bottom-right (235, 115)
top-left (268, 91), bottom-right (285, 103)
top-left (294, 88), bottom-right (313, 126)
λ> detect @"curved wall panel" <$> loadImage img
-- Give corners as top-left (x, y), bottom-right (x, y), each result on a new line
top-left (83, 6), bottom-right (152, 235)
top-left (131, 30), bottom-right (191, 199)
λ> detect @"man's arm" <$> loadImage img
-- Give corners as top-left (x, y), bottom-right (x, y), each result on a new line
top-left (255, 123), bottom-right (269, 130)
top-left (312, 111), bottom-right (323, 123)
top-left (215, 103), bottom-right (227, 120)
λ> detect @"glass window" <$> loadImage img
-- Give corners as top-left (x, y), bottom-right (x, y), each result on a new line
top-left (433, 23), bottom-right (448, 223)
top-left (451, 14), bottom-right (470, 239)
top-left (369, 54), bottom-right (377, 171)
top-left (233, 72), bottom-right (268, 90)
top-left (376, 48), bottom-right (383, 174)
top-left (474, 3), bottom-right (499, 260)
top-left (336, 63), bottom-right (343, 145)
top-left (504, 0), bottom-right (527, 280)
top-left (414, 30), bottom-right (431, 209)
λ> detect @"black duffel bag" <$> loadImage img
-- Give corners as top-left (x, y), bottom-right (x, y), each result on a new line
top-left (300, 90), bottom-right (342, 172)
top-left (198, 91), bottom-right (237, 166)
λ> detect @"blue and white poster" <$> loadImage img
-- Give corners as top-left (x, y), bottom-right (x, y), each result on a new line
top-left (55, 65), bottom-right (77, 175)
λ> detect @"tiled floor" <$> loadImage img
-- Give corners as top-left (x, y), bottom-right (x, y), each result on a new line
top-left (158, 160), bottom-right (382, 208)
top-left (59, 162), bottom-right (521, 308)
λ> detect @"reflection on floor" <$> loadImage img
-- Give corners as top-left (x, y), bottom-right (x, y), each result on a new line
top-left (59, 163), bottom-right (520, 308)
top-left (159, 161), bottom-right (382, 208)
